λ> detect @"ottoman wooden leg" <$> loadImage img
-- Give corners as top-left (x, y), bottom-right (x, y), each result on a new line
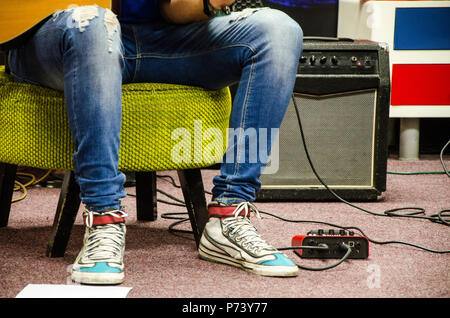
top-left (0, 163), bottom-right (18, 227)
top-left (177, 169), bottom-right (208, 248)
top-left (47, 171), bottom-right (81, 257)
top-left (135, 171), bottom-right (157, 221)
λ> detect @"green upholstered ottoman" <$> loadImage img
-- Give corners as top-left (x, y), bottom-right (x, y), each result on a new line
top-left (0, 65), bottom-right (232, 256)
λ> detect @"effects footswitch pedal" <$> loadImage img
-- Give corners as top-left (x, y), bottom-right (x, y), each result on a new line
top-left (292, 229), bottom-right (369, 259)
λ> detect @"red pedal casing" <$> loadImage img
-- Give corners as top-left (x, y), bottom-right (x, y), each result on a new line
top-left (292, 230), bottom-right (369, 259)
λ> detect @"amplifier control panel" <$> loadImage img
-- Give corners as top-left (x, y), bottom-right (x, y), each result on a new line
top-left (298, 51), bottom-right (379, 74)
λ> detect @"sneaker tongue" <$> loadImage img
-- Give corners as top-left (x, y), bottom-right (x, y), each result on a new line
top-left (226, 217), bottom-right (277, 251)
top-left (85, 224), bottom-right (124, 261)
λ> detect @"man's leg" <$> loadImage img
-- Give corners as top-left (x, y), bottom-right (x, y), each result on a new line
top-left (8, 5), bottom-right (127, 284)
top-left (124, 8), bottom-right (303, 276)
top-left (124, 8), bottom-right (302, 201)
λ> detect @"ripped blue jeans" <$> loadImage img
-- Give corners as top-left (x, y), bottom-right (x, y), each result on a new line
top-left (8, 6), bottom-right (303, 210)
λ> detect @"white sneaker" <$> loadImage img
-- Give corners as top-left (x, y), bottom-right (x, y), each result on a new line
top-left (198, 202), bottom-right (298, 277)
top-left (71, 209), bottom-right (127, 285)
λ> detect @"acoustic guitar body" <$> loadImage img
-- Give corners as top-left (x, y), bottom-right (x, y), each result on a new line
top-left (0, 0), bottom-right (114, 50)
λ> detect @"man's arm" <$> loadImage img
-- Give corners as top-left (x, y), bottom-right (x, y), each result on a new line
top-left (160, 0), bottom-right (235, 24)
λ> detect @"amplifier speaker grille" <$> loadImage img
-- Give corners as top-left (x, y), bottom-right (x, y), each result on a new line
top-left (264, 89), bottom-right (377, 188)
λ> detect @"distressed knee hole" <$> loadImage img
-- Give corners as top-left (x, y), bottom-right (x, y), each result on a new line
top-left (104, 9), bottom-right (120, 53)
top-left (53, 5), bottom-right (120, 53)
top-left (229, 8), bottom-right (265, 23)
top-left (69, 5), bottom-right (100, 32)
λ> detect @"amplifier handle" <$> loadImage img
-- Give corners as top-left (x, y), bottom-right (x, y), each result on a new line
top-left (303, 36), bottom-right (355, 42)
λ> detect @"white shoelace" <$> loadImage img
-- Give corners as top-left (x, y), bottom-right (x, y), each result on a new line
top-left (82, 209), bottom-right (127, 263)
top-left (223, 202), bottom-right (275, 254)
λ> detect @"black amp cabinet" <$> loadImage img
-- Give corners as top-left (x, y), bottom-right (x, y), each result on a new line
top-left (257, 39), bottom-right (390, 202)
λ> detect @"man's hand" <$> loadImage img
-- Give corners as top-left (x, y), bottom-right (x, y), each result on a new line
top-left (160, 0), bottom-right (235, 24)
top-left (209, 0), bottom-right (235, 9)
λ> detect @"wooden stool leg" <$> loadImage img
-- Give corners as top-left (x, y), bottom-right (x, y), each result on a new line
top-left (0, 163), bottom-right (18, 227)
top-left (177, 169), bottom-right (209, 248)
top-left (47, 171), bottom-right (81, 257)
top-left (135, 171), bottom-right (157, 221)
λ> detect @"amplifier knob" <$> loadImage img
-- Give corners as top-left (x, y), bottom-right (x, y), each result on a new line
top-left (320, 56), bottom-right (327, 64)
top-left (331, 56), bottom-right (338, 65)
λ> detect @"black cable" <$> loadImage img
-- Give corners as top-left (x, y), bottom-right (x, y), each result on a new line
top-left (155, 192), bottom-right (450, 253)
top-left (158, 199), bottom-right (186, 207)
top-left (159, 205), bottom-right (354, 270)
top-left (386, 139), bottom-right (449, 176)
top-left (440, 139), bottom-right (450, 177)
top-left (157, 189), bottom-right (185, 204)
top-left (158, 206), bottom-right (450, 254)
top-left (133, 156), bottom-right (450, 253)
top-left (157, 174), bottom-right (181, 188)
top-left (126, 190), bottom-right (186, 207)
top-left (259, 209), bottom-right (450, 254)
top-left (388, 171), bottom-right (446, 175)
top-left (429, 209), bottom-right (450, 226)
top-left (128, 96), bottom-right (449, 258)
top-left (162, 212), bottom-right (193, 235)
top-left (290, 94), bottom-right (450, 226)
top-left (157, 174), bottom-right (212, 195)
top-left (282, 244), bottom-right (329, 251)
top-left (279, 243), bottom-right (352, 271)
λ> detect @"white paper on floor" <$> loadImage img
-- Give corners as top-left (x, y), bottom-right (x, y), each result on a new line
top-left (16, 284), bottom-right (132, 298)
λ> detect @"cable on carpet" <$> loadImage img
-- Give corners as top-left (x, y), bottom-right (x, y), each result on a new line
top-left (12, 169), bottom-right (53, 203)
top-left (290, 94), bottom-right (450, 227)
top-left (387, 139), bottom-right (450, 176)
top-left (126, 95), bottom-right (449, 269)
top-left (156, 195), bottom-right (450, 254)
top-left (132, 191), bottom-right (450, 271)
top-left (279, 243), bottom-right (352, 271)
top-left (136, 174), bottom-right (450, 257)
top-left (142, 123), bottom-right (450, 255)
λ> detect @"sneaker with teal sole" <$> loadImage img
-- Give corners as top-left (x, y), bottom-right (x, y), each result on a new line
top-left (71, 209), bottom-right (127, 285)
top-left (198, 202), bottom-right (298, 277)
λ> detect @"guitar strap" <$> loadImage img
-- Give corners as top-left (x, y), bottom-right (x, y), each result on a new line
top-left (112, 0), bottom-right (121, 18)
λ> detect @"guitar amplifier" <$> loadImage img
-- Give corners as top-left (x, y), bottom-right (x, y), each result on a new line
top-left (256, 39), bottom-right (390, 202)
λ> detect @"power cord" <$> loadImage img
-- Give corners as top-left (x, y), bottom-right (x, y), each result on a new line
top-left (387, 139), bottom-right (450, 176)
top-left (290, 94), bottom-right (450, 227)
top-left (279, 243), bottom-right (352, 271)
top-left (134, 185), bottom-right (448, 274)
top-left (259, 209), bottom-right (450, 254)
top-left (154, 192), bottom-right (357, 271)
top-left (158, 195), bottom-right (450, 254)
top-left (158, 200), bottom-right (357, 270)
top-left (131, 95), bottom-right (449, 270)
top-left (440, 139), bottom-right (450, 177)
top-left (152, 112), bottom-right (450, 252)
top-left (152, 174), bottom-right (450, 252)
